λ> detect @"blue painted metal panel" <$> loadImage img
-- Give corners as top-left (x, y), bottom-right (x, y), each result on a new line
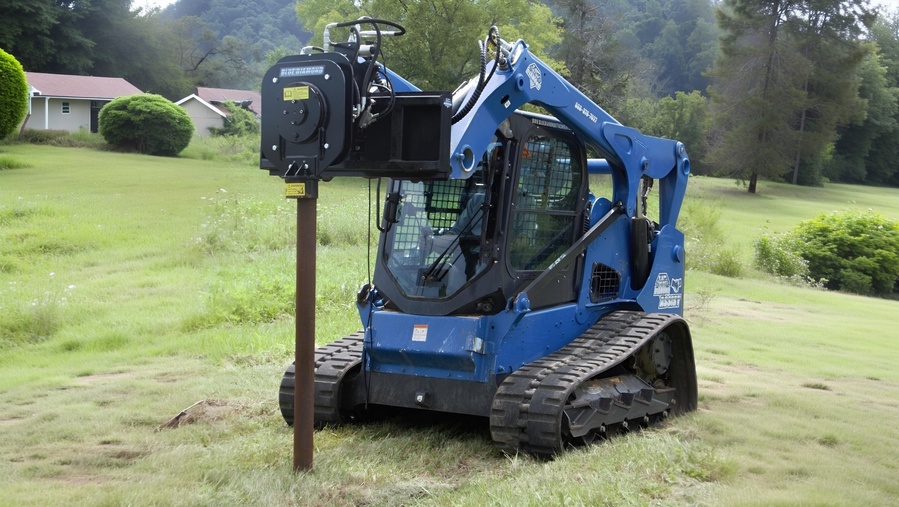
top-left (366, 311), bottom-right (488, 381)
top-left (490, 303), bottom-right (595, 376)
top-left (383, 67), bottom-right (420, 93)
top-left (365, 301), bottom-right (619, 384)
top-left (636, 225), bottom-right (686, 314)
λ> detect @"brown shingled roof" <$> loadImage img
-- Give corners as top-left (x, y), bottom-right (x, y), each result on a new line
top-left (26, 72), bottom-right (143, 99)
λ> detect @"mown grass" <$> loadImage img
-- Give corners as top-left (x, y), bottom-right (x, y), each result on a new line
top-left (1, 144), bottom-right (897, 505)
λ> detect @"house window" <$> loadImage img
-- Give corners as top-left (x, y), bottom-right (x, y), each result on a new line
top-left (61, 102), bottom-right (70, 114)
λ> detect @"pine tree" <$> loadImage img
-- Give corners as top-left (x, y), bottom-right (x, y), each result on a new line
top-left (708, 0), bottom-right (874, 192)
top-left (709, 0), bottom-right (808, 193)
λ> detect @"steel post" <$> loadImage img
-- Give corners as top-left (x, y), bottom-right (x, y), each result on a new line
top-left (294, 196), bottom-right (316, 471)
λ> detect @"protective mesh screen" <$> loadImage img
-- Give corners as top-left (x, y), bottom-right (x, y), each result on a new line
top-left (590, 263), bottom-right (621, 302)
top-left (510, 135), bottom-right (580, 271)
top-left (390, 180), bottom-right (468, 252)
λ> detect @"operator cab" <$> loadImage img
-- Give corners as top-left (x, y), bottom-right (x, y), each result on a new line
top-left (373, 112), bottom-right (589, 316)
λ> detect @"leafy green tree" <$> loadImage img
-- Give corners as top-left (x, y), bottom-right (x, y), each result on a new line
top-left (82, 2), bottom-right (188, 98)
top-left (168, 15), bottom-right (264, 92)
top-left (119, 13), bottom-right (197, 99)
top-left (296, 0), bottom-right (563, 91)
top-left (165, 0), bottom-right (309, 56)
top-left (786, 0), bottom-right (873, 186)
top-left (0, 0), bottom-right (143, 74)
top-left (0, 1), bottom-right (199, 99)
top-left (0, 0), bottom-right (92, 73)
top-left (209, 101), bottom-right (260, 137)
top-left (826, 50), bottom-right (899, 183)
top-left (652, 92), bottom-right (710, 172)
top-left (708, 0), bottom-right (809, 193)
top-left (858, 12), bottom-right (899, 186)
top-left (603, 0), bottom-right (720, 98)
top-left (642, 0), bottom-right (720, 96)
top-left (0, 48), bottom-right (28, 139)
top-left (99, 94), bottom-right (194, 156)
top-left (620, 91), bottom-right (711, 173)
top-left (0, 1), bottom-right (59, 71)
top-left (550, 0), bottom-right (633, 116)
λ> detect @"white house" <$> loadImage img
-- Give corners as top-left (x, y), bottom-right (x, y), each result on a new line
top-left (22, 72), bottom-right (143, 133)
top-left (175, 87), bottom-right (261, 137)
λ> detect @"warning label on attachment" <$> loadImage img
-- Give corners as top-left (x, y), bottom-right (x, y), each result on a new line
top-left (283, 86), bottom-right (310, 101)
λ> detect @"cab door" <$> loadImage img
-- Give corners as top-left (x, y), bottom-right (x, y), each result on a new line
top-left (505, 124), bottom-right (587, 309)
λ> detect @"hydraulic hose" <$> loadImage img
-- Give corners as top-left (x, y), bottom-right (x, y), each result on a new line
top-left (451, 40), bottom-right (487, 125)
top-left (451, 26), bottom-right (502, 125)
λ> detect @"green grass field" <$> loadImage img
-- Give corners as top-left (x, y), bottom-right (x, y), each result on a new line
top-left (1, 144), bottom-right (898, 506)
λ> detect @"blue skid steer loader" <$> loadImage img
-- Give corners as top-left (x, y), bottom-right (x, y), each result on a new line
top-left (260, 19), bottom-right (697, 456)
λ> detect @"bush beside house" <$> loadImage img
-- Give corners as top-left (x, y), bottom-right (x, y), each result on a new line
top-left (99, 94), bottom-right (194, 156)
top-left (209, 101), bottom-right (259, 137)
top-left (175, 87), bottom-right (261, 138)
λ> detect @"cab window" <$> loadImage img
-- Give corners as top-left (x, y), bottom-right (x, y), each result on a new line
top-left (509, 133), bottom-right (582, 271)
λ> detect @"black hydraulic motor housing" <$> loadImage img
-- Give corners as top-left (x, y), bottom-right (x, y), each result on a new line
top-left (260, 53), bottom-right (354, 179)
top-left (260, 45), bottom-right (453, 181)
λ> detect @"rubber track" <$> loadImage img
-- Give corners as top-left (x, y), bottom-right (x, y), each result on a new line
top-left (489, 311), bottom-right (679, 456)
top-left (278, 331), bottom-right (365, 426)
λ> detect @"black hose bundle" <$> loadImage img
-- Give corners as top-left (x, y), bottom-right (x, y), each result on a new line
top-left (451, 26), bottom-right (502, 125)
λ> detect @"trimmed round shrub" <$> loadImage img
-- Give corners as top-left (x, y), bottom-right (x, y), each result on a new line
top-left (0, 48), bottom-right (28, 139)
top-left (99, 94), bottom-right (193, 156)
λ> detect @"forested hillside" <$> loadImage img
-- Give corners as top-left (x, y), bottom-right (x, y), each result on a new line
top-left (2, 0), bottom-right (899, 187)
top-left (161, 0), bottom-right (311, 58)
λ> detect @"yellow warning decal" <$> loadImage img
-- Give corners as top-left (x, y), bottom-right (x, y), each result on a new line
top-left (283, 86), bottom-right (310, 101)
top-left (286, 182), bottom-right (306, 198)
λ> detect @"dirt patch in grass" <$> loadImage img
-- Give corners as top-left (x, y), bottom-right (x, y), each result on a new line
top-left (152, 371), bottom-right (193, 384)
top-left (53, 475), bottom-right (109, 485)
top-left (718, 300), bottom-right (793, 322)
top-left (77, 371), bottom-right (137, 384)
top-left (156, 398), bottom-right (237, 430)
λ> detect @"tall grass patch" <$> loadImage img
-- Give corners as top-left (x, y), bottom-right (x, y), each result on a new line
top-left (182, 260), bottom-right (295, 330)
top-left (0, 154), bottom-right (30, 170)
top-left (194, 192), bottom-right (295, 255)
top-left (0, 280), bottom-right (74, 349)
top-left (16, 128), bottom-right (108, 149)
top-left (188, 180), bottom-right (377, 339)
top-left (679, 198), bottom-right (744, 277)
top-left (180, 134), bottom-right (259, 166)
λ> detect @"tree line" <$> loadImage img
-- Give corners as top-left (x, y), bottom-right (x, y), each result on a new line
top-left (0, 0), bottom-right (308, 100)
top-left (2, 0), bottom-right (898, 189)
